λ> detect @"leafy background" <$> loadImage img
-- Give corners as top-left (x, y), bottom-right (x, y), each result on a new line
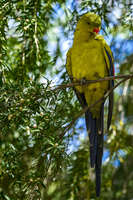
top-left (0, 0), bottom-right (133, 199)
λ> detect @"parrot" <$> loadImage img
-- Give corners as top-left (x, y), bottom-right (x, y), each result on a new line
top-left (66, 12), bottom-right (114, 197)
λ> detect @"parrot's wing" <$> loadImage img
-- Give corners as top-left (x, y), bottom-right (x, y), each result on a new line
top-left (103, 46), bottom-right (114, 130)
top-left (66, 48), bottom-right (87, 107)
top-left (66, 48), bottom-right (73, 78)
top-left (95, 35), bottom-right (114, 130)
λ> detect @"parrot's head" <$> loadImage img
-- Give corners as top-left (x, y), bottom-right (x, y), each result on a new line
top-left (76, 12), bottom-right (101, 35)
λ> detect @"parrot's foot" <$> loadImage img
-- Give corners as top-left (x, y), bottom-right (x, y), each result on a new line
top-left (98, 130), bottom-right (102, 135)
top-left (80, 77), bottom-right (87, 85)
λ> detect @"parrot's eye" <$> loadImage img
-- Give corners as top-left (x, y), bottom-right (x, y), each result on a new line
top-left (87, 22), bottom-right (90, 25)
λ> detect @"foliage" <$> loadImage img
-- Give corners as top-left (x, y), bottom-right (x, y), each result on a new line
top-left (0, 0), bottom-right (133, 199)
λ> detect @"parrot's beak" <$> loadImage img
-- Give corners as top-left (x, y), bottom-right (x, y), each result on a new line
top-left (93, 28), bottom-right (100, 34)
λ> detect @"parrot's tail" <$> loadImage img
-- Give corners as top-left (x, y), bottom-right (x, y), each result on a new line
top-left (85, 104), bottom-right (104, 197)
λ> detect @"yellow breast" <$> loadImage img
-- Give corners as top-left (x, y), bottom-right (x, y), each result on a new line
top-left (71, 39), bottom-right (107, 80)
top-left (71, 38), bottom-right (108, 117)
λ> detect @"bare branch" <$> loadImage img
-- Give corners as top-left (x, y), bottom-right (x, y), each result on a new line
top-left (59, 76), bottom-right (129, 140)
top-left (53, 74), bottom-right (133, 91)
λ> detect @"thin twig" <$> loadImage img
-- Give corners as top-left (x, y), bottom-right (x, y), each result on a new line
top-left (34, 1), bottom-right (40, 58)
top-left (53, 74), bottom-right (133, 91)
top-left (2, 2), bottom-right (9, 9)
top-left (59, 77), bottom-right (129, 140)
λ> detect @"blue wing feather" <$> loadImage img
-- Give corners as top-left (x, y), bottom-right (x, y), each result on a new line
top-left (104, 48), bottom-right (114, 130)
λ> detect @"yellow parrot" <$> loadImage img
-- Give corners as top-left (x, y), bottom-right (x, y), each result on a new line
top-left (66, 12), bottom-right (114, 197)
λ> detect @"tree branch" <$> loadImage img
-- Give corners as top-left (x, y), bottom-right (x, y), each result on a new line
top-left (59, 76), bottom-right (129, 140)
top-left (53, 74), bottom-right (133, 91)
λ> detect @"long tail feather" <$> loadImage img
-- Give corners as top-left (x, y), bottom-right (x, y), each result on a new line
top-left (95, 133), bottom-right (103, 197)
top-left (85, 111), bottom-right (97, 168)
top-left (85, 104), bottom-right (104, 197)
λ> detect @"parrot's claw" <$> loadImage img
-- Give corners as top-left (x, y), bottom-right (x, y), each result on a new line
top-left (98, 130), bottom-right (102, 135)
top-left (80, 77), bottom-right (87, 85)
